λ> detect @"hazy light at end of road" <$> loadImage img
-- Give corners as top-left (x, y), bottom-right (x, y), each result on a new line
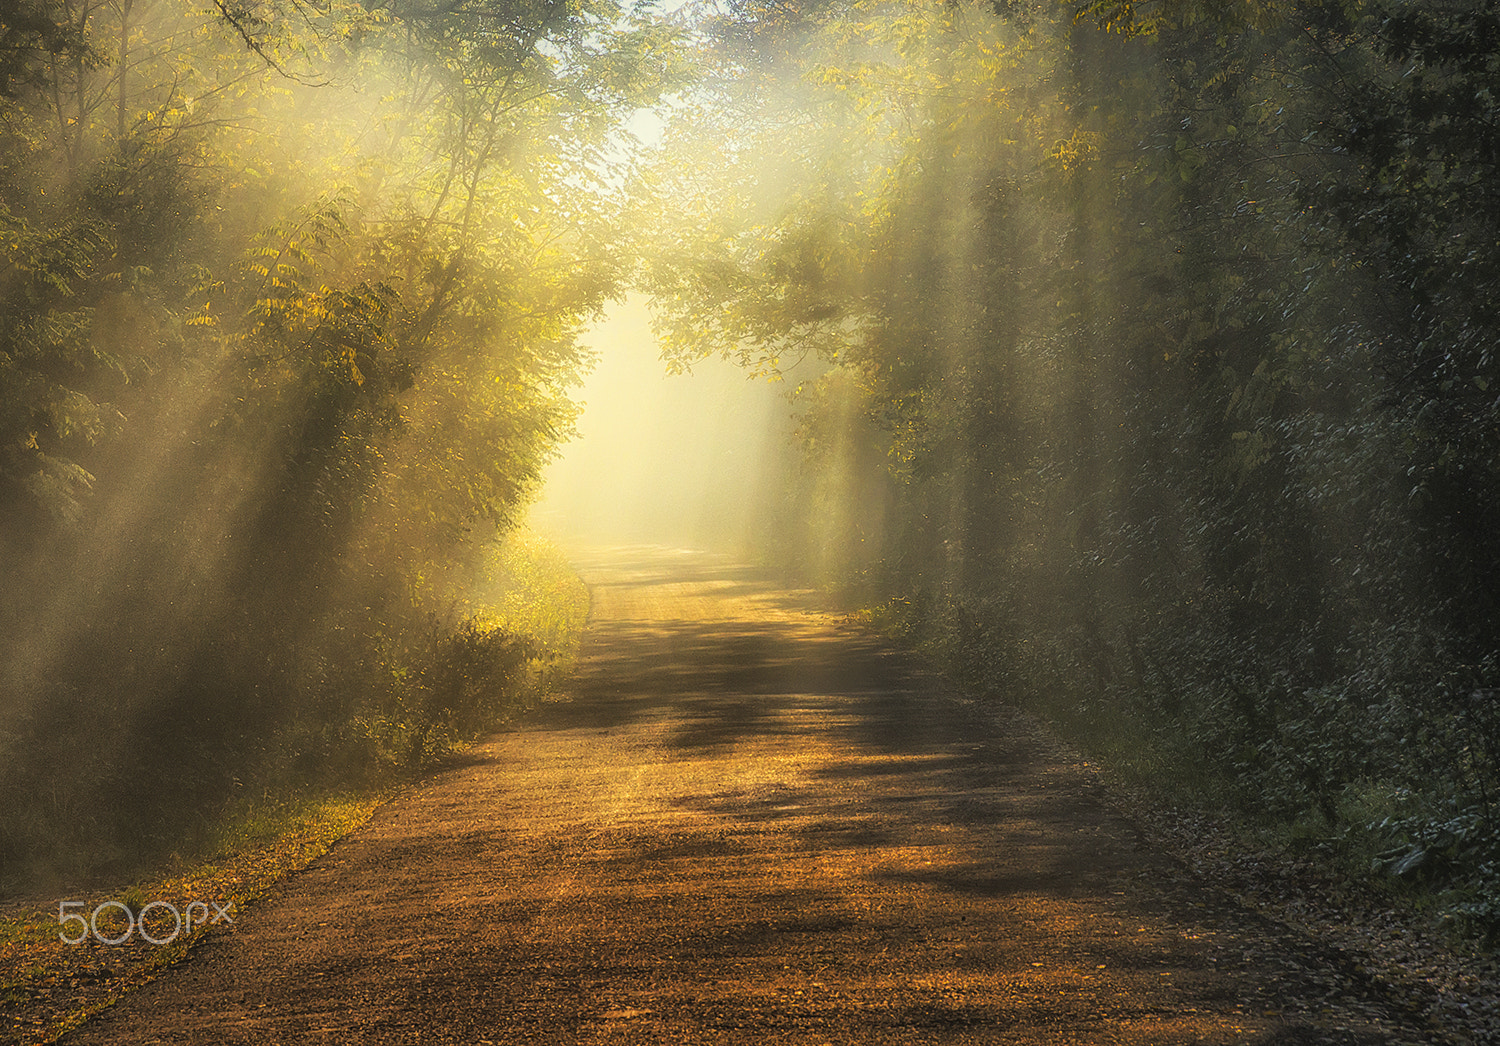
top-left (529, 296), bottom-right (788, 551)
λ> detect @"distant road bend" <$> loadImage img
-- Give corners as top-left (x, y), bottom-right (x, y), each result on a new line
top-left (66, 546), bottom-right (1433, 1044)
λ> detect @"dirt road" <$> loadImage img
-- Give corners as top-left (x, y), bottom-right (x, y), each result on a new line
top-left (63, 547), bottom-right (1439, 1044)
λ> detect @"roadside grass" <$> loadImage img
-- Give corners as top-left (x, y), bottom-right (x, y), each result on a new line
top-left (0, 791), bottom-right (385, 1045)
top-left (1007, 687), bottom-right (1460, 926)
top-left (0, 529), bottom-right (590, 1044)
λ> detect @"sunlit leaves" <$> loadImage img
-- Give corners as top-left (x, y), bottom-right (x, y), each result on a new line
top-left (1077, 0), bottom-right (1312, 39)
top-left (0, 0), bottom-right (686, 879)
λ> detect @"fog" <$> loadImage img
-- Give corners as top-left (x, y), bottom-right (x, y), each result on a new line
top-left (5, 0), bottom-right (1498, 931)
top-left (530, 297), bottom-right (790, 552)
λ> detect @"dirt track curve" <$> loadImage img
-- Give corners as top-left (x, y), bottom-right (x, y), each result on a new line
top-left (62, 546), bottom-right (1441, 1044)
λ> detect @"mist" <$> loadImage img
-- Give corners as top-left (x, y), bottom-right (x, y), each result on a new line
top-left (529, 297), bottom-right (789, 552)
top-left (3, 0), bottom-right (1499, 932)
top-left (631, 0), bottom-right (1500, 929)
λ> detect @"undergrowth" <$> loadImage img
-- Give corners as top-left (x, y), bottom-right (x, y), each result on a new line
top-left (855, 591), bottom-right (1500, 949)
top-left (0, 529), bottom-right (589, 896)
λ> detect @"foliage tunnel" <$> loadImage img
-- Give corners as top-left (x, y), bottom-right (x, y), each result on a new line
top-left (644, 0), bottom-right (1500, 935)
top-left (4, 0), bottom-right (1500, 940)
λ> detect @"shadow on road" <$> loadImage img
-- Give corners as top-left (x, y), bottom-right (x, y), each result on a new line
top-left (55, 545), bottom-right (1431, 1045)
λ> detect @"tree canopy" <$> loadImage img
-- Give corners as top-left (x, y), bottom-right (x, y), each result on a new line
top-left (0, 0), bottom-right (683, 878)
top-left (642, 0), bottom-right (1500, 935)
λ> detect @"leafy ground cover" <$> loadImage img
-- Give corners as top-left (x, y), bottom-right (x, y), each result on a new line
top-left (851, 599), bottom-right (1500, 1042)
top-left (1109, 780), bottom-right (1500, 1044)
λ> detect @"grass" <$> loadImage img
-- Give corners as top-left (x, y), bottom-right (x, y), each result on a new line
top-left (0, 790), bottom-right (386, 1045)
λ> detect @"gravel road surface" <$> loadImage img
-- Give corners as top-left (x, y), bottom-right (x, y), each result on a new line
top-left (61, 546), bottom-right (1438, 1044)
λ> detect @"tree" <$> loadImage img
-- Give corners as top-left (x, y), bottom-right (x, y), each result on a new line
top-left (642, 0), bottom-right (1500, 930)
top-left (0, 0), bottom-right (687, 878)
